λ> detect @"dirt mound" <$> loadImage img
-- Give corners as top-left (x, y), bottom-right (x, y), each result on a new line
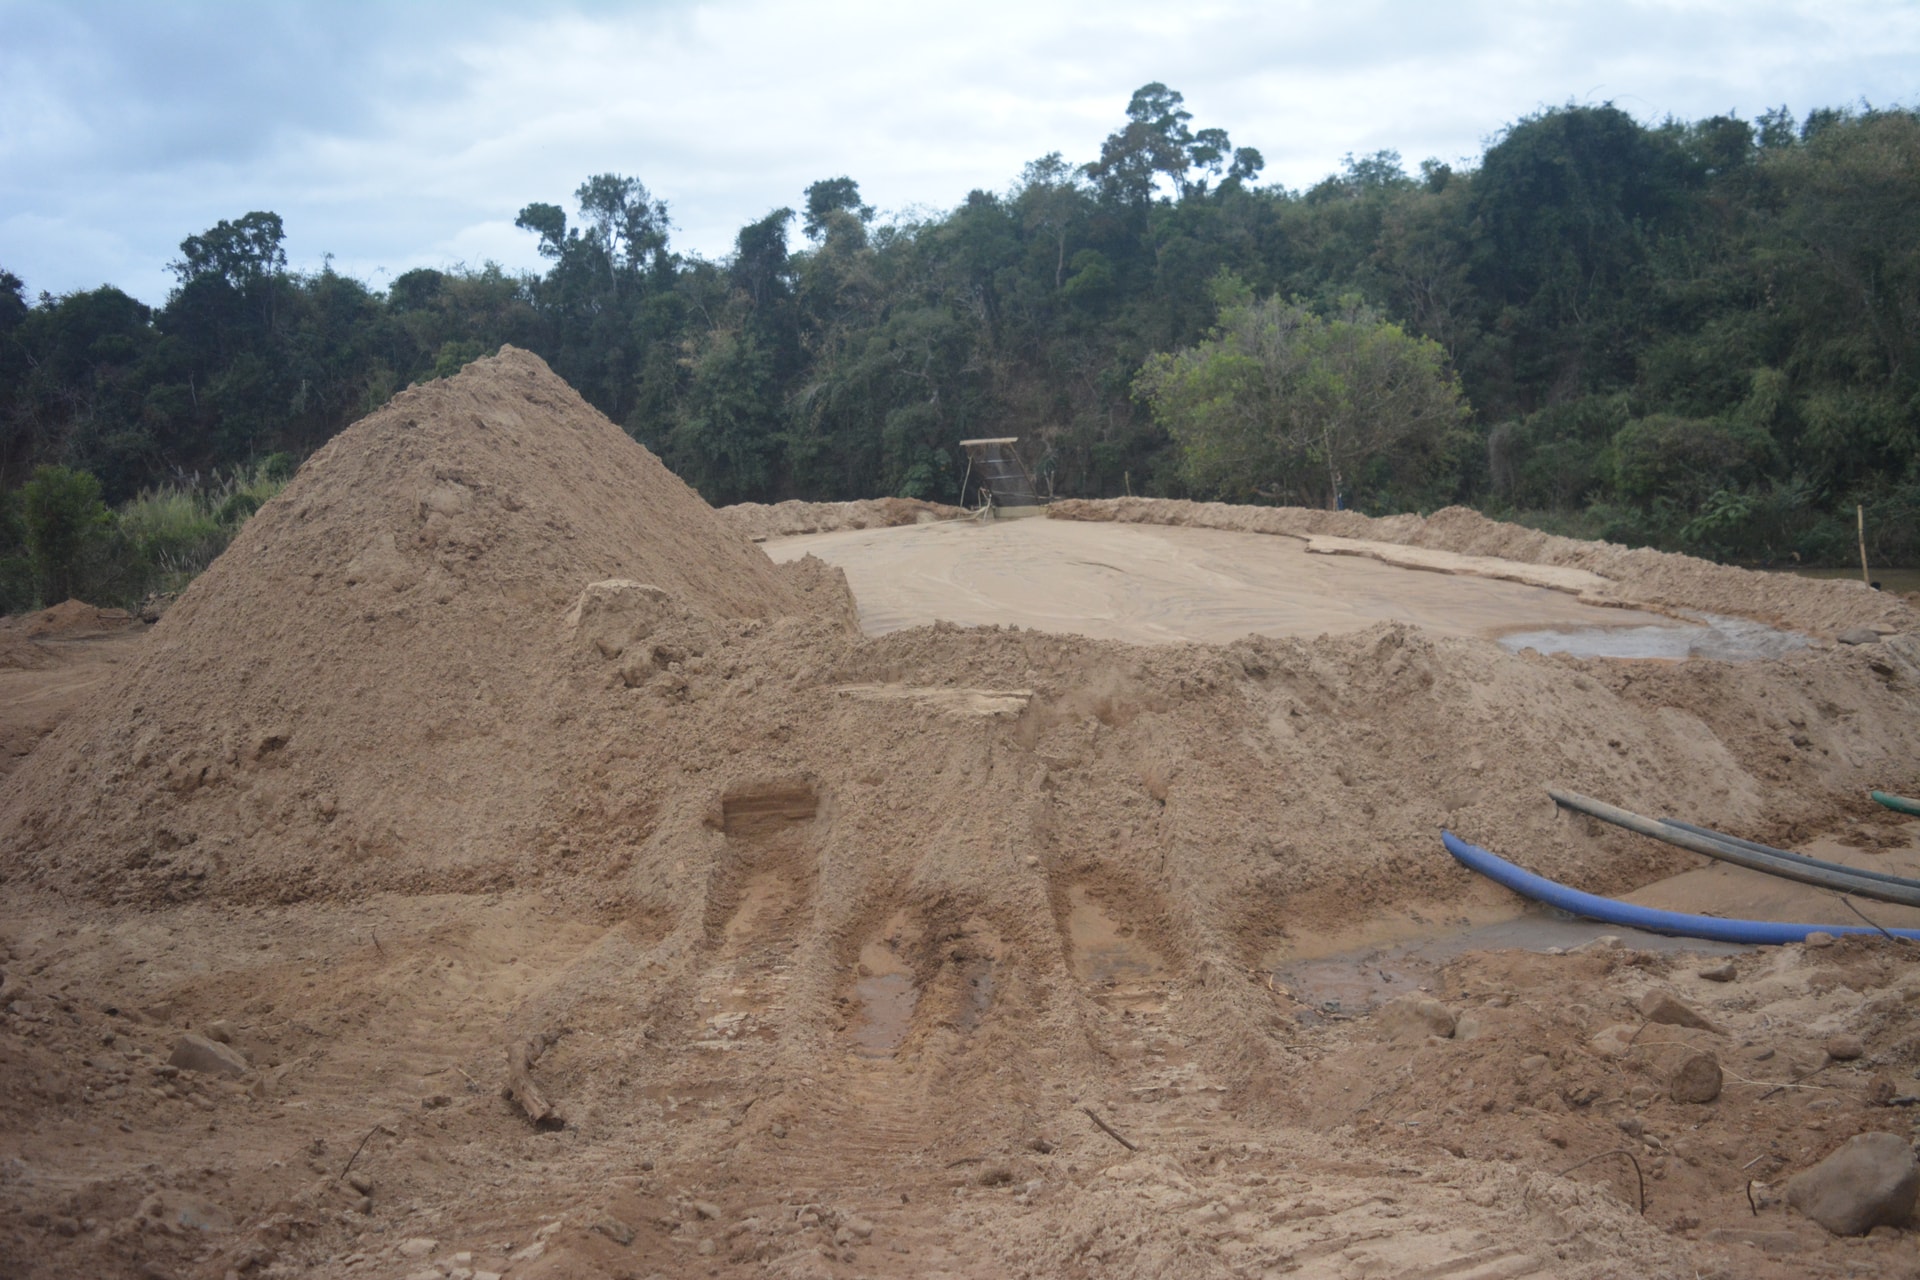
top-left (0, 346), bottom-right (814, 902)
top-left (719, 496), bottom-right (964, 541)
top-left (18, 599), bottom-right (136, 639)
top-left (1049, 498), bottom-right (1919, 637)
top-left (0, 630), bottom-right (52, 670)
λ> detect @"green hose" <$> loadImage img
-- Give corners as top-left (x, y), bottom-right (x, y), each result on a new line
top-left (1872, 790), bottom-right (1920, 816)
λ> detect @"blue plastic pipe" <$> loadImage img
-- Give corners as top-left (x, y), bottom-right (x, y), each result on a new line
top-left (1441, 830), bottom-right (1920, 945)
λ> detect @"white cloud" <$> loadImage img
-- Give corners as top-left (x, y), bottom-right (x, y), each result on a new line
top-left (2, 0), bottom-right (1914, 303)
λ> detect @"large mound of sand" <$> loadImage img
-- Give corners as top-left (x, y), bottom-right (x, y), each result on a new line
top-left (0, 347), bottom-right (818, 901)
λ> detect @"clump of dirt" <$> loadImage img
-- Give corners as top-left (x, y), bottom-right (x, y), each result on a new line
top-left (0, 631), bottom-right (53, 670)
top-left (1049, 497), bottom-right (1919, 637)
top-left (17, 600), bottom-right (137, 640)
top-left (720, 496), bottom-right (964, 541)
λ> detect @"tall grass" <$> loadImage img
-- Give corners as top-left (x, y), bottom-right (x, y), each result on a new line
top-left (1, 458), bottom-right (294, 614)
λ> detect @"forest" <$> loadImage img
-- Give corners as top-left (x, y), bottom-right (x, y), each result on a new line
top-left (1, 86), bottom-right (1916, 611)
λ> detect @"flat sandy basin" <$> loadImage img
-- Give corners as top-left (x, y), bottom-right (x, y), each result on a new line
top-left (765, 516), bottom-right (1667, 644)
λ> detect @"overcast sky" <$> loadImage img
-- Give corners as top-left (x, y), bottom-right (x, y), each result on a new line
top-left (3, 0), bottom-right (1915, 305)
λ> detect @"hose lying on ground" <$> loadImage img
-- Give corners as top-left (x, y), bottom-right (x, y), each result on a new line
top-left (1872, 790), bottom-right (1920, 817)
top-left (1657, 818), bottom-right (1920, 891)
top-left (1549, 789), bottom-right (1920, 910)
top-left (1441, 830), bottom-right (1920, 945)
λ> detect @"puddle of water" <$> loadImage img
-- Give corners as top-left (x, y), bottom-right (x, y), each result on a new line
top-left (1067, 885), bottom-right (1168, 985)
top-left (850, 973), bottom-right (918, 1058)
top-left (1275, 910), bottom-right (1747, 1024)
top-left (1498, 610), bottom-right (1809, 661)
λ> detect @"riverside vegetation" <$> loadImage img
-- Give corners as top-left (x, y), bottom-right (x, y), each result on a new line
top-left (2, 85), bottom-right (1917, 610)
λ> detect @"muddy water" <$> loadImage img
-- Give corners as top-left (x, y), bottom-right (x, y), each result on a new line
top-left (1277, 824), bottom-right (1920, 1021)
top-left (1497, 610), bottom-right (1810, 661)
top-left (850, 925), bottom-right (918, 1058)
top-left (1066, 885), bottom-right (1166, 984)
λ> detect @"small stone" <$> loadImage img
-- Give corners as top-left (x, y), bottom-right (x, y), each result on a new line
top-left (1826, 1033), bottom-right (1866, 1062)
top-left (204, 1020), bottom-right (235, 1044)
top-left (1836, 628), bottom-right (1881, 646)
top-left (1024, 855), bottom-right (1039, 867)
top-left (421, 1093), bottom-right (452, 1109)
top-left (1698, 961), bottom-right (1738, 982)
top-left (693, 1200), bottom-right (722, 1221)
top-left (168, 1033), bottom-right (248, 1078)
top-left (1804, 932), bottom-right (1836, 948)
top-left (345, 1171), bottom-right (373, 1195)
top-left (769, 1123), bottom-right (787, 1139)
top-left (510, 1240), bottom-right (545, 1263)
top-left (1589, 1024), bottom-right (1639, 1059)
top-left (1787, 1132), bottom-right (1919, 1235)
top-left (696, 1238), bottom-right (717, 1256)
top-left (842, 1214), bottom-right (874, 1239)
top-left (52, 1215), bottom-right (79, 1237)
top-left (404, 1270), bottom-right (442, 1280)
top-left (474, 1273), bottom-right (502, 1280)
top-left (1518, 1053), bottom-right (1550, 1074)
top-left (398, 1237), bottom-right (438, 1258)
top-left (1638, 990), bottom-right (1718, 1032)
top-left (1374, 995), bottom-right (1455, 1041)
top-left (1671, 1051), bottom-right (1723, 1104)
top-left (592, 1215), bottom-right (634, 1246)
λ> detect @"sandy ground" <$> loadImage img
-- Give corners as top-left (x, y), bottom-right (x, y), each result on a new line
top-left (3, 352), bottom-right (1919, 1280)
top-left (761, 518), bottom-right (1670, 645)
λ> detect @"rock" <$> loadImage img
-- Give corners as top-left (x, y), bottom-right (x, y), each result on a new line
top-left (1589, 1024), bottom-right (1639, 1059)
top-left (474, 1273), bottom-right (501, 1280)
top-left (1671, 1051), bottom-right (1723, 1104)
top-left (1518, 1053), bottom-right (1550, 1074)
top-left (693, 1200), bottom-right (723, 1221)
top-left (1374, 996), bottom-right (1454, 1041)
top-left (510, 1240), bottom-right (545, 1263)
top-left (1837, 628), bottom-right (1881, 646)
top-left (1825, 1032), bottom-right (1865, 1061)
top-left (345, 1171), bottom-right (372, 1195)
top-left (842, 1214), bottom-right (874, 1239)
top-left (167, 1034), bottom-right (247, 1078)
top-left (1698, 961), bottom-right (1738, 982)
top-left (1638, 990), bottom-right (1718, 1032)
top-left (404, 1270), bottom-right (443, 1280)
top-left (1786, 1132), bottom-right (1920, 1235)
top-left (592, 1215), bottom-right (634, 1246)
top-left (204, 1020), bottom-right (235, 1044)
top-left (1804, 931), bottom-right (1836, 948)
top-left (696, 1238), bottom-right (717, 1256)
top-left (398, 1237), bottom-right (438, 1258)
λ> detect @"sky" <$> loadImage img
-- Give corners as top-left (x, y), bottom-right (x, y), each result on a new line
top-left (3, 0), bottom-right (1916, 306)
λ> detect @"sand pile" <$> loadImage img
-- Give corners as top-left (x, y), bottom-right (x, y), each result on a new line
top-left (0, 347), bottom-right (817, 902)
top-left (719, 496), bottom-right (965, 541)
top-left (1049, 497), bottom-right (1919, 636)
top-left (17, 600), bottom-right (138, 639)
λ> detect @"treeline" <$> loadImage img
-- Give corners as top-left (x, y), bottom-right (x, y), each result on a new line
top-left (2, 86), bottom-right (1917, 610)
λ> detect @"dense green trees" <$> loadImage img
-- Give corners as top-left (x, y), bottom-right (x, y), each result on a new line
top-left (1137, 284), bottom-right (1468, 508)
top-left (2, 87), bottom-right (1917, 611)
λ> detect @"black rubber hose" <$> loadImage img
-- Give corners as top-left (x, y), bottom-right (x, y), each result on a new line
top-left (1548, 789), bottom-right (1920, 910)
top-left (1659, 818), bottom-right (1920, 891)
